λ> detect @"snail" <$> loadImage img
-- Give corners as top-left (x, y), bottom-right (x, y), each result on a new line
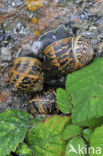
top-left (9, 57), bottom-right (44, 92)
top-left (43, 35), bottom-right (94, 74)
top-left (9, 34), bottom-right (94, 115)
top-left (28, 89), bottom-right (59, 116)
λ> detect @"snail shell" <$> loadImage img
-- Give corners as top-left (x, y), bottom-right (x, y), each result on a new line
top-left (28, 89), bottom-right (59, 116)
top-left (43, 35), bottom-right (94, 74)
top-left (9, 57), bottom-right (44, 92)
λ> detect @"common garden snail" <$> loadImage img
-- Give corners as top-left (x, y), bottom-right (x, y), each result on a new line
top-left (9, 57), bottom-right (44, 92)
top-left (9, 35), bottom-right (94, 115)
top-left (43, 35), bottom-right (94, 74)
top-left (28, 89), bottom-right (59, 116)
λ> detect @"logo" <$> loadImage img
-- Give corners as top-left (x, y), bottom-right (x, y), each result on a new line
top-left (69, 144), bottom-right (101, 155)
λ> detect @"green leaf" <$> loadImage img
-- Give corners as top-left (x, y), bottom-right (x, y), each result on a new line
top-left (27, 115), bottom-right (70, 156)
top-left (7, 154), bottom-right (13, 156)
top-left (56, 88), bottom-right (72, 114)
top-left (65, 136), bottom-right (86, 156)
top-left (82, 128), bottom-right (93, 143)
top-left (62, 124), bottom-right (82, 140)
top-left (16, 142), bottom-right (33, 156)
top-left (0, 109), bottom-right (33, 156)
top-left (32, 116), bottom-right (46, 125)
top-left (90, 125), bottom-right (103, 156)
top-left (66, 58), bottom-right (103, 126)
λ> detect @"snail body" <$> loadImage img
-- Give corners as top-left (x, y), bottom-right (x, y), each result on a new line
top-left (28, 89), bottom-right (59, 116)
top-left (43, 35), bottom-right (94, 74)
top-left (9, 57), bottom-right (44, 92)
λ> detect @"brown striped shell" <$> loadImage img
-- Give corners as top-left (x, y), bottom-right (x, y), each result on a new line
top-left (28, 89), bottom-right (59, 116)
top-left (9, 57), bottom-right (44, 92)
top-left (43, 35), bottom-right (94, 74)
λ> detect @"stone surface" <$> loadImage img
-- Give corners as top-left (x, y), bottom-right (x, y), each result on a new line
top-left (0, 0), bottom-right (103, 113)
